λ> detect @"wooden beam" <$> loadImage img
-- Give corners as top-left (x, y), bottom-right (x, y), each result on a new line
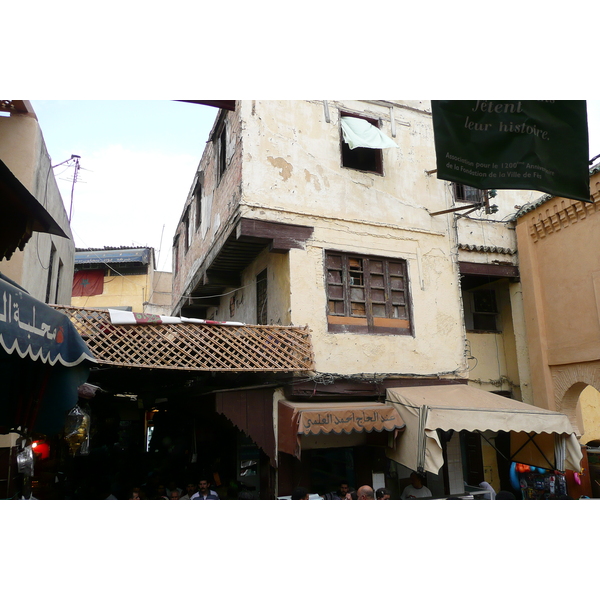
top-left (459, 261), bottom-right (519, 279)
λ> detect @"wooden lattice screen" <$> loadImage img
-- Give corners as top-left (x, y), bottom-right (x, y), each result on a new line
top-left (53, 306), bottom-right (315, 372)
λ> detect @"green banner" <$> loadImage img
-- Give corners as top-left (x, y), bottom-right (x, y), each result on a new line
top-left (431, 100), bottom-right (590, 203)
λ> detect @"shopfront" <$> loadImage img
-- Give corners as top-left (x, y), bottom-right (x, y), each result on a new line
top-left (277, 399), bottom-right (405, 496)
top-left (385, 384), bottom-right (583, 499)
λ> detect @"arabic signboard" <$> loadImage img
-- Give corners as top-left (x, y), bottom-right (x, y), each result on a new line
top-left (431, 100), bottom-right (590, 203)
top-left (0, 275), bottom-right (95, 367)
top-left (298, 406), bottom-right (404, 436)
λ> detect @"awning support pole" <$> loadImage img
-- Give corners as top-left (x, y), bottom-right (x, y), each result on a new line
top-left (509, 432), bottom-right (556, 471)
top-left (478, 432), bottom-right (512, 464)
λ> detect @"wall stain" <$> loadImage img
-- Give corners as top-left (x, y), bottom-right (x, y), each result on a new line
top-left (304, 169), bottom-right (321, 191)
top-left (267, 156), bottom-right (293, 181)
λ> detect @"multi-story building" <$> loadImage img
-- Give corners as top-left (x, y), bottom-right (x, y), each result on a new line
top-left (70, 246), bottom-right (172, 314)
top-left (169, 101), bottom-right (580, 498)
top-left (0, 100), bottom-right (74, 303)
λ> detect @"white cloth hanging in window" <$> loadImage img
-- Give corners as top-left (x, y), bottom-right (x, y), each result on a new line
top-left (340, 116), bottom-right (398, 150)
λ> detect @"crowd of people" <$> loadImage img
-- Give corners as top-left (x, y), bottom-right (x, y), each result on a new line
top-left (113, 471), bottom-right (581, 500)
top-left (111, 476), bottom-right (230, 500)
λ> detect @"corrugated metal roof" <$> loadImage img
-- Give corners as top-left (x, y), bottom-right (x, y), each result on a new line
top-left (75, 247), bottom-right (151, 265)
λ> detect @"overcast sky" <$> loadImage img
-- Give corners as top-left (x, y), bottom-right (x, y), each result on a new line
top-left (32, 100), bottom-right (219, 272)
top-left (31, 100), bottom-right (600, 274)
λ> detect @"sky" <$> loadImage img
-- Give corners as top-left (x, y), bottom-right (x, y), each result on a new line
top-left (32, 100), bottom-right (219, 272)
top-left (31, 100), bottom-right (600, 275)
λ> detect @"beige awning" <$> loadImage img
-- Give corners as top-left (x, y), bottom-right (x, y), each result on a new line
top-left (386, 385), bottom-right (582, 474)
top-left (278, 400), bottom-right (405, 458)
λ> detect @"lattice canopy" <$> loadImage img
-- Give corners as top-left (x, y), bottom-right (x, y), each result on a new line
top-left (53, 306), bottom-right (315, 372)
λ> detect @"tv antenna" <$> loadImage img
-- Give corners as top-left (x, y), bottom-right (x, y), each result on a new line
top-left (52, 154), bottom-right (82, 222)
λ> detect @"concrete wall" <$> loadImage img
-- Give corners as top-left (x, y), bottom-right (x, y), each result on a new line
top-left (0, 107), bottom-right (75, 303)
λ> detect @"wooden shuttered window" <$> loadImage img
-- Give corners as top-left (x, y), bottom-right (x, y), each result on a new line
top-left (325, 252), bottom-right (412, 335)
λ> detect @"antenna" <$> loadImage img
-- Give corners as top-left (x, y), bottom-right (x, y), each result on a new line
top-left (52, 154), bottom-right (81, 223)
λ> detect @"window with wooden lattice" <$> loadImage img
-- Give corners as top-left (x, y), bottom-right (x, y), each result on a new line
top-left (325, 251), bottom-right (412, 335)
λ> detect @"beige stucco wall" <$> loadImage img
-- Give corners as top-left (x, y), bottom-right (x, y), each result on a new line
top-left (233, 101), bottom-right (467, 376)
top-left (205, 248), bottom-right (291, 326)
top-left (0, 108), bottom-right (75, 303)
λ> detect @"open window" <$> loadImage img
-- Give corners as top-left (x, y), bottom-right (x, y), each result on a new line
top-left (173, 234), bottom-right (180, 274)
top-left (325, 251), bottom-right (412, 335)
top-left (217, 124), bottom-right (227, 182)
top-left (183, 206), bottom-right (191, 252)
top-left (453, 182), bottom-right (487, 204)
top-left (340, 112), bottom-right (397, 175)
top-left (256, 269), bottom-right (268, 324)
top-left (194, 178), bottom-right (202, 230)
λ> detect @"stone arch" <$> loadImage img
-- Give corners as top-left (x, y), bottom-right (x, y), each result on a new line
top-left (551, 361), bottom-right (600, 435)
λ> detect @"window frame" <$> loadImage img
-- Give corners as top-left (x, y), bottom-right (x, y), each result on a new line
top-left (452, 182), bottom-right (488, 206)
top-left (325, 250), bottom-right (413, 335)
top-left (173, 234), bottom-right (180, 274)
top-left (217, 123), bottom-right (227, 182)
top-left (256, 268), bottom-right (268, 325)
top-left (339, 111), bottom-right (384, 175)
top-left (194, 178), bottom-right (203, 230)
top-left (467, 289), bottom-right (500, 333)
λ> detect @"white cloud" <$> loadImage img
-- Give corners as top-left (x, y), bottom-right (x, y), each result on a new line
top-left (60, 145), bottom-right (199, 272)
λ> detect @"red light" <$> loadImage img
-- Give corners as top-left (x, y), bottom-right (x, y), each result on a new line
top-left (31, 440), bottom-right (50, 460)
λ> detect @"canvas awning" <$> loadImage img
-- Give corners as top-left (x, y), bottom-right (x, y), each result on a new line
top-left (278, 399), bottom-right (405, 458)
top-left (386, 385), bottom-right (582, 474)
top-left (0, 158), bottom-right (69, 261)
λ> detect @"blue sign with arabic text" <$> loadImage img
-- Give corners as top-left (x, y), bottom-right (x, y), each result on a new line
top-left (0, 274), bottom-right (95, 367)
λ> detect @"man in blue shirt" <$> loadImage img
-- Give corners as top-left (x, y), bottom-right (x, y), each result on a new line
top-left (191, 478), bottom-right (220, 500)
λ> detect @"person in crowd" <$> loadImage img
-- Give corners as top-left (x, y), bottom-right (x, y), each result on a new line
top-left (357, 485), bottom-right (375, 499)
top-left (495, 490), bottom-right (516, 500)
top-left (401, 472), bottom-right (432, 499)
top-left (376, 487), bottom-right (392, 500)
top-left (129, 487), bottom-right (144, 500)
top-left (478, 481), bottom-right (496, 500)
top-left (154, 483), bottom-right (169, 500)
top-left (191, 478), bottom-right (220, 500)
top-left (170, 489), bottom-right (181, 500)
top-left (321, 481), bottom-right (350, 500)
top-left (238, 491), bottom-right (254, 499)
top-left (291, 487), bottom-right (310, 500)
top-left (179, 481), bottom-right (198, 500)
top-left (341, 487), bottom-right (357, 499)
top-left (166, 480), bottom-right (182, 497)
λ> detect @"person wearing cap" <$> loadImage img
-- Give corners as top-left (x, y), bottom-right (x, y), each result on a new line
top-left (376, 487), bottom-right (392, 500)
